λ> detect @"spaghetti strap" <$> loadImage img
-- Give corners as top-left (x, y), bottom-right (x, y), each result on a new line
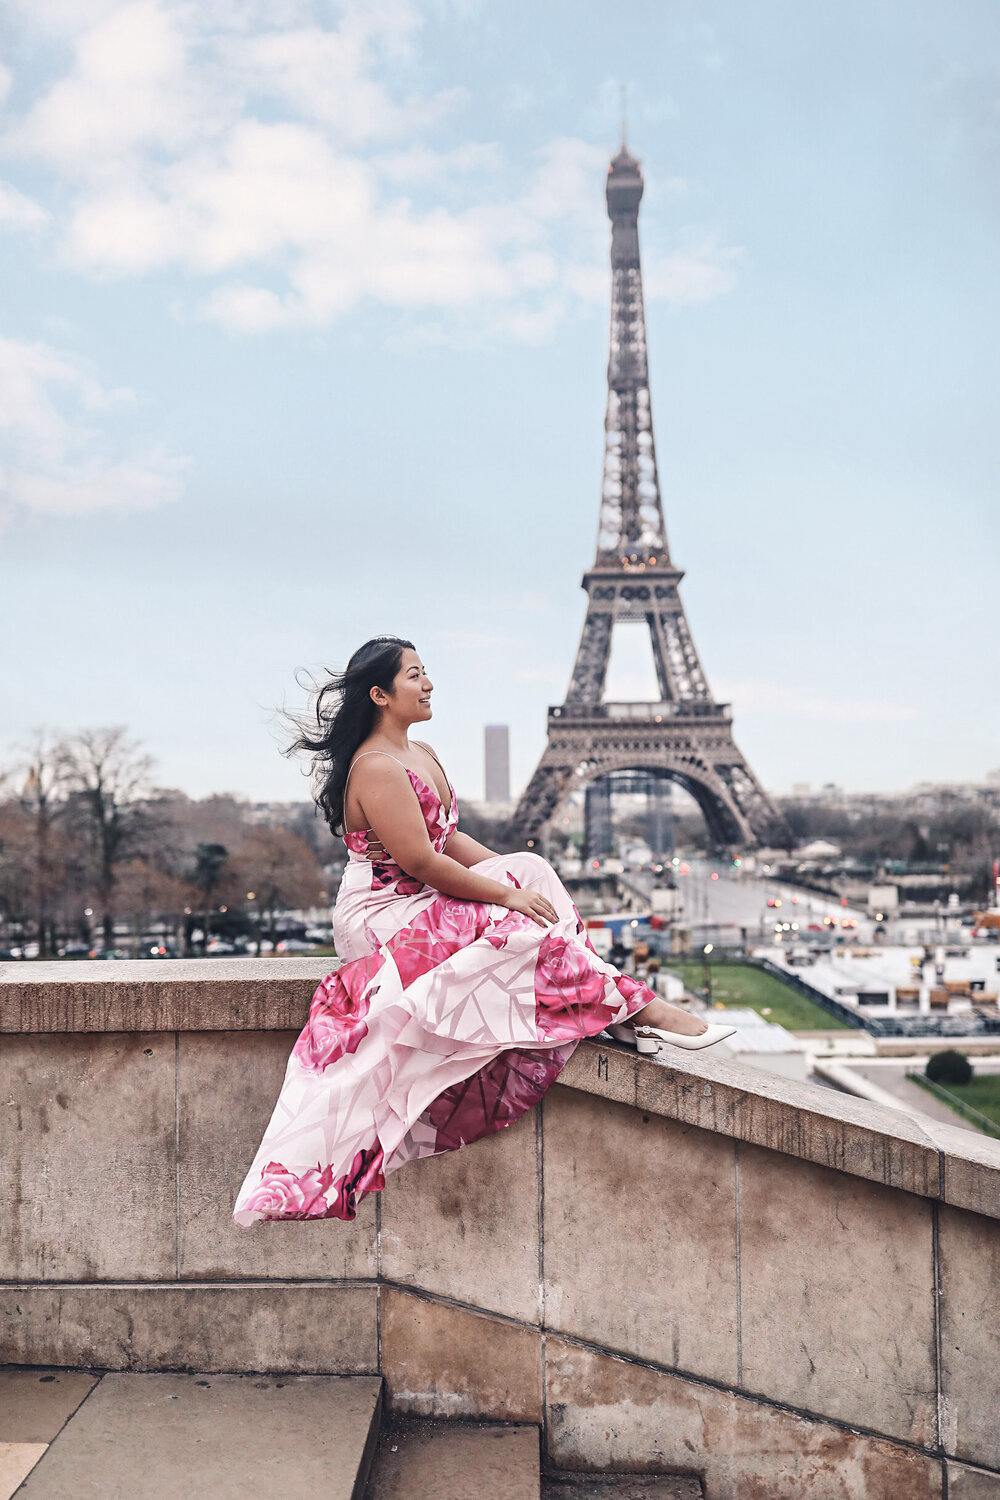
top-left (412, 739), bottom-right (447, 778)
top-left (342, 750), bottom-right (410, 834)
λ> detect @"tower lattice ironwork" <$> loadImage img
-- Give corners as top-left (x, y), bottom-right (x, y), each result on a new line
top-left (508, 141), bottom-right (780, 852)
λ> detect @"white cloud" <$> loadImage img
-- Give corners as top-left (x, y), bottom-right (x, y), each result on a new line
top-left (521, 137), bottom-right (610, 225)
top-left (2, 2), bottom-right (742, 339)
top-left (6, 0), bottom-right (124, 36)
top-left (6, 2), bottom-right (199, 171)
top-left (377, 141), bottom-right (502, 186)
top-left (231, 16), bottom-right (462, 146)
top-left (0, 180), bottom-right (48, 231)
top-left (0, 336), bottom-right (186, 519)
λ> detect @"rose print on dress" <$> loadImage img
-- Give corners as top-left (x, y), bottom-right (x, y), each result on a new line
top-left (329, 1140), bottom-right (385, 1221)
top-left (371, 866), bottom-right (423, 896)
top-left (242, 1160), bottom-right (336, 1219)
top-left (427, 1043), bottom-right (576, 1152)
top-left (534, 930), bottom-right (623, 1041)
top-left (385, 896), bottom-right (492, 988)
top-left (613, 971), bottom-right (651, 1013)
top-left (484, 906), bottom-right (537, 950)
top-left (292, 951), bottom-right (384, 1073)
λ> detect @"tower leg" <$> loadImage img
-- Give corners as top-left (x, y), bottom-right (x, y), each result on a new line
top-left (647, 775), bottom-right (673, 862)
top-left (584, 778), bottom-right (613, 863)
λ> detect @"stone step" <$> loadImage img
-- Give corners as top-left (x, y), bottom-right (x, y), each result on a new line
top-left (366, 1417), bottom-right (540, 1500)
top-left (0, 1367), bottom-right (99, 1500)
top-left (5, 1369), bottom-right (382, 1499)
top-left (542, 1476), bottom-right (704, 1499)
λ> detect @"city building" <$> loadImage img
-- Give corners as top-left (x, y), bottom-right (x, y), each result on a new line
top-left (483, 724), bottom-right (510, 805)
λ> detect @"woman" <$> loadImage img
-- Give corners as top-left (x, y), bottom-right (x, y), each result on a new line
top-left (233, 636), bottom-right (735, 1226)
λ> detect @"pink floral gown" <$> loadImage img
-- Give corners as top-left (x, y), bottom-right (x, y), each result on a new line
top-left (232, 760), bottom-right (654, 1225)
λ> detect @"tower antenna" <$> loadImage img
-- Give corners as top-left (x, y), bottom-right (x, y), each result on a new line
top-left (620, 82), bottom-right (628, 149)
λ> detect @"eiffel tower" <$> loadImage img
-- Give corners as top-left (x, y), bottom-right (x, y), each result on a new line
top-left (509, 140), bottom-right (780, 854)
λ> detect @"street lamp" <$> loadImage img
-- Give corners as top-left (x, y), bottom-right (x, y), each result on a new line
top-left (703, 942), bottom-right (714, 1004)
top-left (247, 892), bottom-right (259, 955)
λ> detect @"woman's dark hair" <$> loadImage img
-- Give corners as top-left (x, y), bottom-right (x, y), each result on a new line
top-left (287, 636), bottom-right (415, 834)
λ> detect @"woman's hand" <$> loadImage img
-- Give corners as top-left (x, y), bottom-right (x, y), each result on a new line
top-left (498, 886), bottom-right (559, 928)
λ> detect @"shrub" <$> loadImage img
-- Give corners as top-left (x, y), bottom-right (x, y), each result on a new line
top-left (926, 1050), bottom-right (973, 1087)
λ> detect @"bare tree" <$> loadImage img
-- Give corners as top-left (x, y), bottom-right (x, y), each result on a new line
top-left (235, 827), bottom-right (325, 955)
top-left (10, 731), bottom-right (75, 958)
top-left (116, 859), bottom-right (197, 955)
top-left (58, 728), bottom-right (157, 950)
top-left (0, 796), bottom-right (33, 951)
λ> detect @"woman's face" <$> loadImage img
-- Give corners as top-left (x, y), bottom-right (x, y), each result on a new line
top-left (384, 647), bottom-right (433, 722)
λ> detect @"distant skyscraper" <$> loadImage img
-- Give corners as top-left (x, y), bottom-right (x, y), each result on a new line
top-left (484, 725), bottom-right (510, 804)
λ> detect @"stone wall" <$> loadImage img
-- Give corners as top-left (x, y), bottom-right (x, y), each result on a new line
top-left (3, 958), bottom-right (1000, 1499)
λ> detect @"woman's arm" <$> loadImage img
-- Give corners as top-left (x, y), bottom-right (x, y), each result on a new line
top-left (443, 829), bottom-right (499, 867)
top-left (352, 758), bottom-right (555, 925)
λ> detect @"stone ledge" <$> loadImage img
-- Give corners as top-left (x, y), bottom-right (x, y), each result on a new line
top-left (560, 1035), bottom-right (1000, 1222)
top-left (4, 958), bottom-right (1000, 1223)
top-left (0, 958), bottom-right (328, 1032)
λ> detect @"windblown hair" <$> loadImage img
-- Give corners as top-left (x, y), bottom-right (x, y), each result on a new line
top-left (287, 636), bottom-right (415, 835)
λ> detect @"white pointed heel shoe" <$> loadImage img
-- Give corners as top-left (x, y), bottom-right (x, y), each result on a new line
top-left (606, 1020), bottom-right (738, 1054)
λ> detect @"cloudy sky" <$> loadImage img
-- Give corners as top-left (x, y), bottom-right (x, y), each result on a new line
top-left (1, 0), bottom-right (998, 807)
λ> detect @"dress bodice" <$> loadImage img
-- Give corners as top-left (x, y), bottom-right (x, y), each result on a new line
top-left (343, 765), bottom-right (459, 868)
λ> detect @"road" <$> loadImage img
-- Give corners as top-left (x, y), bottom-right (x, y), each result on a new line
top-left (848, 1063), bottom-right (988, 1134)
top-left (629, 858), bottom-right (872, 944)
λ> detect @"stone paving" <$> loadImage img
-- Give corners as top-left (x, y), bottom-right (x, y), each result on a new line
top-left (0, 1368), bottom-right (381, 1499)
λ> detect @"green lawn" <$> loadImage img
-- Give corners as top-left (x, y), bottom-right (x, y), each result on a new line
top-left (666, 961), bottom-right (852, 1032)
top-left (936, 1075), bottom-right (1000, 1130)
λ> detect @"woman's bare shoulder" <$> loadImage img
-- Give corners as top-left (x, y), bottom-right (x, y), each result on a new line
top-left (348, 745), bottom-right (410, 784)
